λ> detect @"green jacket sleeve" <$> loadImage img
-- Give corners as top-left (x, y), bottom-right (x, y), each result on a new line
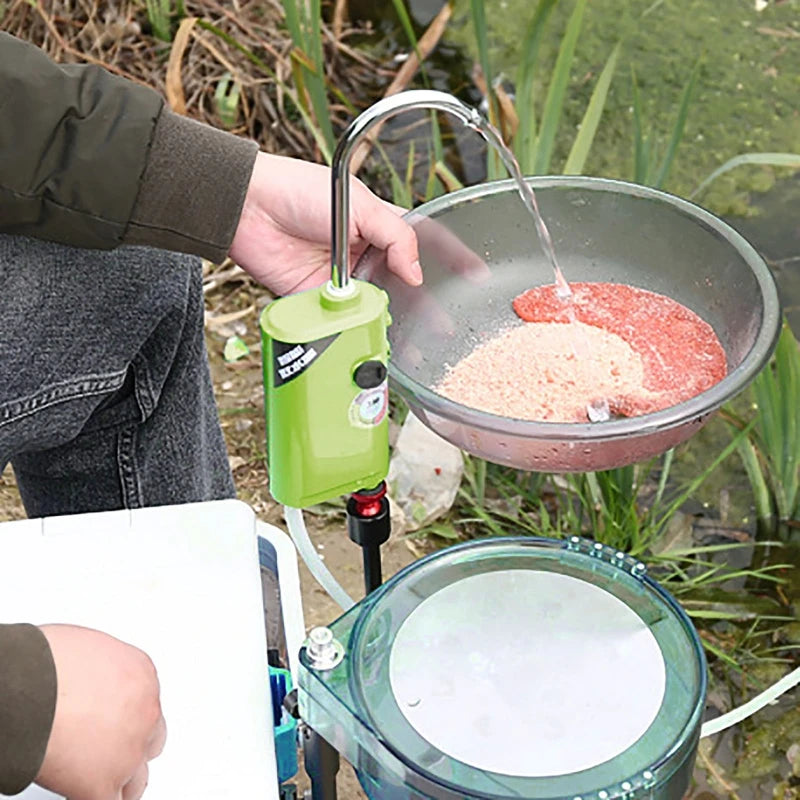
top-left (0, 32), bottom-right (258, 262)
top-left (0, 624), bottom-right (57, 796)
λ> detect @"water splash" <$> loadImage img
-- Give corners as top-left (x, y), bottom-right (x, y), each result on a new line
top-left (469, 119), bottom-right (573, 300)
top-left (468, 117), bottom-right (611, 421)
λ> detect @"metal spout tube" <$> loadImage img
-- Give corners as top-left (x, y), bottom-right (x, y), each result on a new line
top-left (330, 89), bottom-right (483, 290)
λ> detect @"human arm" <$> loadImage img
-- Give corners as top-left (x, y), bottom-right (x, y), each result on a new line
top-left (0, 625), bottom-right (56, 795)
top-left (0, 623), bottom-right (165, 799)
top-left (0, 31), bottom-right (256, 262)
top-left (0, 32), bottom-right (420, 292)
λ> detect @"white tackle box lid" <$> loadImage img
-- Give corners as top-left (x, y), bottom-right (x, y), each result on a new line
top-left (0, 499), bottom-right (286, 800)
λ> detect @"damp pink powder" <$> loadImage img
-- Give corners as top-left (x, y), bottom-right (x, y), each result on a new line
top-left (436, 282), bottom-right (727, 423)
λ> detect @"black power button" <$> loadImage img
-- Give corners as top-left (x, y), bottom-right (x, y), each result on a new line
top-left (354, 360), bottom-right (387, 389)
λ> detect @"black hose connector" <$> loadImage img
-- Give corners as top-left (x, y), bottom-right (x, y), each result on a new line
top-left (347, 482), bottom-right (390, 594)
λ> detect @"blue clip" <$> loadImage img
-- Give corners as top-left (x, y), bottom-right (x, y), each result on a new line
top-left (269, 665), bottom-right (298, 783)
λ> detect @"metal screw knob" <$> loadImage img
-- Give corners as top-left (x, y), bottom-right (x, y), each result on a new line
top-left (305, 626), bottom-right (345, 670)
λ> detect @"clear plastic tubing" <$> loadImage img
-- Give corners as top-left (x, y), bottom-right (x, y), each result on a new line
top-left (700, 664), bottom-right (800, 738)
top-left (283, 504), bottom-right (797, 736)
top-left (283, 506), bottom-right (355, 612)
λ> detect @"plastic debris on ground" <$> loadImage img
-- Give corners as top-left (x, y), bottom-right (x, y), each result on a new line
top-left (387, 413), bottom-right (463, 534)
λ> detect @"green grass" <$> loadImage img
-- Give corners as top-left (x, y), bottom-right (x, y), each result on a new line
top-left (281, 0), bottom-right (336, 162)
top-left (467, 0), bottom-right (620, 178)
top-left (422, 423), bottom-right (748, 554)
top-left (631, 59), bottom-right (700, 188)
top-left (213, 73), bottom-right (241, 129)
top-left (724, 322), bottom-right (800, 529)
top-left (144, 0), bottom-right (176, 42)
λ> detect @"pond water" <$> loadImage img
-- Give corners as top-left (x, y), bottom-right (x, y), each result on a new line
top-left (727, 172), bottom-right (800, 335)
top-left (351, 0), bottom-right (800, 318)
top-left (364, 0), bottom-right (800, 213)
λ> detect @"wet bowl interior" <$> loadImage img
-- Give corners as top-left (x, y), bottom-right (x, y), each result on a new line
top-left (355, 177), bottom-right (781, 472)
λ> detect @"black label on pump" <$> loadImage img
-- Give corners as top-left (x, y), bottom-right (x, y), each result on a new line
top-left (272, 335), bottom-right (338, 387)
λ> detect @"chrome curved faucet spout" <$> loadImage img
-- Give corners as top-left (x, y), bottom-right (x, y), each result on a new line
top-left (329, 90), bottom-right (484, 292)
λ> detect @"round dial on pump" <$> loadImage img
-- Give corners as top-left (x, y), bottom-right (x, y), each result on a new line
top-left (354, 360), bottom-right (387, 389)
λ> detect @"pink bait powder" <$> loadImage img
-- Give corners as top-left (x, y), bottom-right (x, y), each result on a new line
top-left (436, 282), bottom-right (727, 423)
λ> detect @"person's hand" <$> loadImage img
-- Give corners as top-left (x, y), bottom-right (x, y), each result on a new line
top-left (229, 153), bottom-right (422, 296)
top-left (35, 625), bottom-right (167, 800)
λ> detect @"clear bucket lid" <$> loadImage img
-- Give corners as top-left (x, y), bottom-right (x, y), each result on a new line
top-left (301, 537), bottom-right (706, 799)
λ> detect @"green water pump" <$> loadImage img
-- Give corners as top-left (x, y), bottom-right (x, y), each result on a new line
top-left (259, 103), bottom-right (403, 509)
top-left (260, 277), bottom-right (390, 508)
top-left (260, 90), bottom-right (492, 509)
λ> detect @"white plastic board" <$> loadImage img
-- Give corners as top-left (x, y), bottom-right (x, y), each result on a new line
top-left (0, 500), bottom-right (281, 800)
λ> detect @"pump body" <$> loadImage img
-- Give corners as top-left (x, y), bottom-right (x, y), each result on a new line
top-left (261, 280), bottom-right (391, 508)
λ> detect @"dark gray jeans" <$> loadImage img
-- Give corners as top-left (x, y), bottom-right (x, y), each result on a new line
top-left (0, 235), bottom-right (235, 518)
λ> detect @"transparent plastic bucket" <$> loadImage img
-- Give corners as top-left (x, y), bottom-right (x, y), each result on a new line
top-left (299, 536), bottom-right (706, 800)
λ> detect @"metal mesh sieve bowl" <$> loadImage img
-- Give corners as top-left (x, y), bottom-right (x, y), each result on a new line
top-left (355, 176), bottom-right (781, 472)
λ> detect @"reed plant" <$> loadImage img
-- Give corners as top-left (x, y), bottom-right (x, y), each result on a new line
top-left (468, 0), bottom-right (620, 178)
top-left (281, 0), bottom-right (336, 162)
top-left (378, 0), bottom-right (620, 205)
top-left (690, 153), bottom-right (800, 200)
top-left (722, 322), bottom-right (800, 532)
top-left (631, 61), bottom-right (699, 188)
top-left (379, 0), bottom-right (448, 201)
top-left (552, 427), bottom-right (750, 557)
